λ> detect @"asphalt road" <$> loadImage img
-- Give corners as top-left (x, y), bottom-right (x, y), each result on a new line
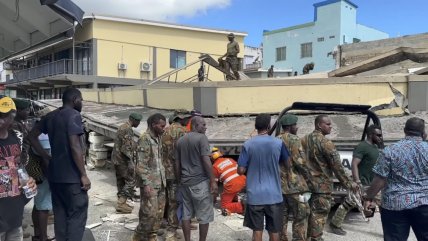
top-left (22, 166), bottom-right (417, 241)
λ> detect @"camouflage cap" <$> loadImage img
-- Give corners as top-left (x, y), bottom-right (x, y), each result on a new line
top-left (279, 114), bottom-right (298, 126)
top-left (228, 33), bottom-right (235, 38)
top-left (12, 98), bottom-right (31, 110)
top-left (129, 112), bottom-right (142, 121)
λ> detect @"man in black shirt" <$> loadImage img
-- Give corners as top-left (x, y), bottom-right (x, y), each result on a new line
top-left (29, 88), bottom-right (90, 241)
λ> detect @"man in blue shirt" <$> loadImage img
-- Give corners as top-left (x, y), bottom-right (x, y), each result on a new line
top-left (365, 117), bottom-right (428, 241)
top-left (29, 88), bottom-right (89, 241)
top-left (238, 114), bottom-right (289, 241)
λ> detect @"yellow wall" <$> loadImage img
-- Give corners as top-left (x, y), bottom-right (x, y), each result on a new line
top-left (91, 19), bottom-right (244, 81)
top-left (146, 88), bottom-right (193, 110)
top-left (216, 82), bottom-right (407, 114)
top-left (80, 77), bottom-right (408, 116)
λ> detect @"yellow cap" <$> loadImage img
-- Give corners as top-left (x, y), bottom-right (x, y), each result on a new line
top-left (0, 97), bottom-right (16, 113)
top-left (211, 147), bottom-right (222, 160)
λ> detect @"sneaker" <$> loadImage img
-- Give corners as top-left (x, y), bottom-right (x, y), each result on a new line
top-left (329, 223), bottom-right (347, 236)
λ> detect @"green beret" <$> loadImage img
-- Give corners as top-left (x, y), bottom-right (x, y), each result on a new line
top-left (279, 114), bottom-right (298, 126)
top-left (129, 112), bottom-right (142, 121)
top-left (12, 98), bottom-right (31, 110)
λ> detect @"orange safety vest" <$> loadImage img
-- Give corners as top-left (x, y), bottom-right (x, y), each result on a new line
top-left (213, 157), bottom-right (240, 185)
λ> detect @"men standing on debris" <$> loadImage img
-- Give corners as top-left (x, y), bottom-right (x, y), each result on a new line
top-left (238, 114), bottom-right (289, 241)
top-left (301, 115), bottom-right (358, 241)
top-left (112, 113), bottom-right (142, 214)
top-left (277, 114), bottom-right (311, 241)
top-left (365, 117), bottom-right (428, 240)
top-left (0, 97), bottom-right (37, 241)
top-left (29, 87), bottom-right (90, 241)
top-left (134, 113), bottom-right (167, 241)
top-left (176, 116), bottom-right (218, 241)
top-left (211, 147), bottom-right (246, 215)
top-left (329, 125), bottom-right (382, 235)
top-left (161, 114), bottom-right (188, 240)
top-left (219, 33), bottom-right (240, 80)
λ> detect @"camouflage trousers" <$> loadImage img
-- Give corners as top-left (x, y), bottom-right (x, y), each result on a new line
top-left (281, 194), bottom-right (310, 241)
top-left (331, 186), bottom-right (380, 228)
top-left (165, 180), bottom-right (179, 231)
top-left (307, 194), bottom-right (331, 241)
top-left (114, 161), bottom-right (135, 199)
top-left (135, 185), bottom-right (166, 240)
top-left (225, 56), bottom-right (240, 80)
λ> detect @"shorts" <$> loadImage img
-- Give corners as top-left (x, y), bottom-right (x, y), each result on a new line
top-left (180, 180), bottom-right (214, 224)
top-left (34, 180), bottom-right (52, 211)
top-left (244, 202), bottom-right (284, 232)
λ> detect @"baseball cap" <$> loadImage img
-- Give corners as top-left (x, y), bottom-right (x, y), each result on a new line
top-left (0, 97), bottom-right (16, 113)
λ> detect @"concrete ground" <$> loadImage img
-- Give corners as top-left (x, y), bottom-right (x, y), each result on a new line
top-left (22, 165), bottom-right (417, 241)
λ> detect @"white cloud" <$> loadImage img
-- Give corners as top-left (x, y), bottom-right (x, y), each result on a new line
top-left (72, 0), bottom-right (231, 22)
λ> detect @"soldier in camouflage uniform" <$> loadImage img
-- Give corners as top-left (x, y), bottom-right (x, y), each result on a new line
top-left (329, 125), bottom-right (382, 235)
top-left (278, 114), bottom-right (312, 241)
top-left (133, 113), bottom-right (167, 241)
top-left (301, 115), bottom-right (358, 241)
top-left (112, 113), bottom-right (142, 213)
top-left (161, 113), bottom-right (188, 240)
top-left (12, 98), bottom-right (31, 166)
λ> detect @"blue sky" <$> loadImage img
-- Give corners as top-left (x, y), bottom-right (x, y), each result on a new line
top-left (175, 0), bottom-right (428, 46)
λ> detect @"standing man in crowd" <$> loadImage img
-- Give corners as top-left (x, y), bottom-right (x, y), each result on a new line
top-left (238, 114), bottom-right (289, 241)
top-left (330, 125), bottom-right (382, 235)
top-left (112, 113), bottom-right (142, 214)
top-left (11, 98), bottom-right (31, 167)
top-left (162, 114), bottom-right (187, 240)
top-left (365, 117), bottom-right (428, 240)
top-left (278, 114), bottom-right (311, 241)
top-left (29, 87), bottom-right (89, 241)
top-left (0, 97), bottom-right (36, 241)
top-left (301, 115), bottom-right (358, 241)
top-left (133, 113), bottom-right (167, 241)
top-left (211, 147), bottom-right (246, 215)
top-left (219, 33), bottom-right (240, 80)
top-left (176, 116), bottom-right (217, 241)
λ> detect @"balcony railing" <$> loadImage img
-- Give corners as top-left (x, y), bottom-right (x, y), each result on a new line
top-left (11, 59), bottom-right (92, 82)
top-left (245, 62), bottom-right (262, 70)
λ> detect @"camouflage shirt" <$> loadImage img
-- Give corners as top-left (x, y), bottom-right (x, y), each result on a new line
top-left (278, 133), bottom-right (310, 194)
top-left (161, 123), bottom-right (187, 181)
top-left (136, 130), bottom-right (165, 189)
top-left (301, 130), bottom-right (352, 194)
top-left (112, 122), bottom-right (136, 165)
top-left (12, 120), bottom-right (29, 167)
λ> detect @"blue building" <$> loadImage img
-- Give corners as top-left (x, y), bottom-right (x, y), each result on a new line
top-left (262, 0), bottom-right (389, 74)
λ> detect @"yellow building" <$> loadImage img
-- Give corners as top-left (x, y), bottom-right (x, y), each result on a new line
top-left (5, 15), bottom-right (246, 98)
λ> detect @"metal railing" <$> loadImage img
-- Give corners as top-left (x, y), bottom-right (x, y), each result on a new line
top-left (11, 59), bottom-right (92, 82)
top-left (245, 62), bottom-right (261, 69)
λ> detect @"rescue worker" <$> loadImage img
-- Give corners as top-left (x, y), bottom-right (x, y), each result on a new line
top-left (162, 113), bottom-right (188, 240)
top-left (185, 109), bottom-right (202, 132)
top-left (211, 147), bottom-right (246, 215)
top-left (301, 115), bottom-right (358, 241)
top-left (218, 33), bottom-right (240, 80)
top-left (12, 98), bottom-right (31, 166)
top-left (329, 125), bottom-right (382, 235)
top-left (134, 113), bottom-right (167, 241)
top-left (277, 114), bottom-right (311, 241)
top-left (112, 112), bottom-right (142, 213)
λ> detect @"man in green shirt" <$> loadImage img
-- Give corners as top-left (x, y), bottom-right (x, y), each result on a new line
top-left (330, 125), bottom-right (383, 235)
top-left (218, 33), bottom-right (240, 80)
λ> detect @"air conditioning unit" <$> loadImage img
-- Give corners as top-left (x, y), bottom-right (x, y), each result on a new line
top-left (140, 62), bottom-right (152, 72)
top-left (118, 63), bottom-right (127, 70)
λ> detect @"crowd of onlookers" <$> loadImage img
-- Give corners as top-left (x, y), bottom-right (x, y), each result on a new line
top-left (1, 87), bottom-right (427, 241)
